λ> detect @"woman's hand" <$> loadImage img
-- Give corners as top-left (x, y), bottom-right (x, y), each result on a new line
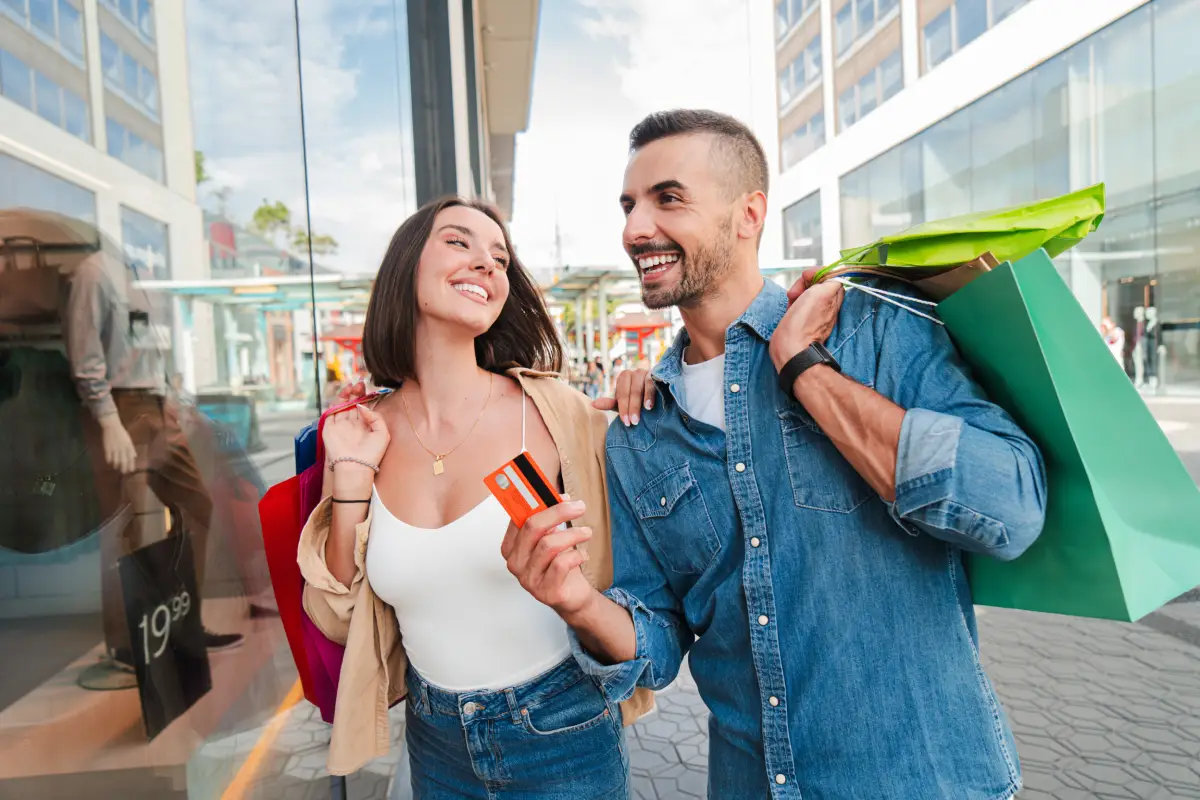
top-left (592, 368), bottom-right (656, 426)
top-left (323, 404), bottom-right (390, 471)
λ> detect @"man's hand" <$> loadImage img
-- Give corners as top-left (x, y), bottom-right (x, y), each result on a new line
top-left (592, 368), bottom-right (655, 426)
top-left (769, 268), bottom-right (845, 373)
top-left (502, 497), bottom-right (599, 618)
top-left (98, 413), bottom-right (137, 474)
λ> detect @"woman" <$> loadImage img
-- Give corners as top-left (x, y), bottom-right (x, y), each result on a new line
top-left (298, 196), bottom-right (655, 798)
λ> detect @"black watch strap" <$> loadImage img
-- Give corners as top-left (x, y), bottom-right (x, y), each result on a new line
top-left (777, 342), bottom-right (841, 395)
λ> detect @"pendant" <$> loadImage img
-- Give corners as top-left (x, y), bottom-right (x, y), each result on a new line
top-left (433, 457), bottom-right (445, 476)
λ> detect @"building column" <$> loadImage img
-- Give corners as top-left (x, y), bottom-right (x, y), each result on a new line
top-left (80, 0), bottom-right (107, 149)
top-left (820, 0), bottom-right (837, 146)
top-left (598, 278), bottom-right (610, 392)
top-left (900, 0), bottom-right (921, 88)
top-left (223, 306), bottom-right (240, 387)
top-left (172, 295), bottom-right (196, 394)
top-left (574, 295), bottom-right (585, 371)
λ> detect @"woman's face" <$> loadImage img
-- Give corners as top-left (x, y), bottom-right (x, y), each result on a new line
top-left (415, 206), bottom-right (512, 337)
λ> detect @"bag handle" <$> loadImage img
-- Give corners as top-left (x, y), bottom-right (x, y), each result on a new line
top-left (314, 388), bottom-right (392, 469)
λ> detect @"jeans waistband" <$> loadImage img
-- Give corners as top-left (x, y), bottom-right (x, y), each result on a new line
top-left (406, 657), bottom-right (590, 723)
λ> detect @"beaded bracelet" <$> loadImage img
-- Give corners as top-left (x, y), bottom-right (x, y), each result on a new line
top-left (327, 456), bottom-right (380, 473)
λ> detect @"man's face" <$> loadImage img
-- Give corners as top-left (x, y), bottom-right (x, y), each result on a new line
top-left (620, 134), bottom-right (738, 309)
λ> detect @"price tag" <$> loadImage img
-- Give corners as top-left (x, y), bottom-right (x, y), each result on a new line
top-left (119, 533), bottom-right (212, 739)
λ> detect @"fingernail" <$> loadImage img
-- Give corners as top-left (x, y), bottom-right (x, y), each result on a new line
top-left (622, 416), bottom-right (629, 427)
top-left (644, 400), bottom-right (653, 410)
top-left (631, 414), bottom-right (639, 426)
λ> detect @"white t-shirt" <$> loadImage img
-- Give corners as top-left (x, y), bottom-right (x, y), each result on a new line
top-left (678, 352), bottom-right (727, 432)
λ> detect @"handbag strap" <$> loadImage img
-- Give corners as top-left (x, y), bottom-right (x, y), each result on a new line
top-left (314, 389), bottom-right (392, 468)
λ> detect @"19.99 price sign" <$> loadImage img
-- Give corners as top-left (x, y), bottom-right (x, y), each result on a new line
top-left (119, 533), bottom-right (212, 739)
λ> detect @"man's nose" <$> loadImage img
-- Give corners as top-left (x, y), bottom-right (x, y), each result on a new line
top-left (623, 204), bottom-right (656, 248)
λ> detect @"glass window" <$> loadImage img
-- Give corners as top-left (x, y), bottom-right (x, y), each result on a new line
top-left (1093, 6), bottom-right (1154, 208)
top-left (925, 9), bottom-right (952, 70)
top-left (2, 0), bottom-right (23, 17)
top-left (137, 0), bottom-right (153, 40)
top-left (121, 205), bottom-right (170, 279)
top-left (776, 2), bottom-right (789, 40)
top-left (919, 108), bottom-right (971, 221)
top-left (789, 0), bottom-right (805, 24)
top-left (1031, 52), bottom-right (1070, 200)
top-left (0, 151), bottom-right (97, 223)
top-left (34, 71), bottom-right (61, 126)
top-left (993, 0), bottom-right (1026, 23)
top-left (139, 64), bottom-right (157, 111)
top-left (62, 87), bottom-right (88, 140)
top-left (145, 140), bottom-right (163, 181)
top-left (0, 49), bottom-right (33, 109)
top-left (836, 3), bottom-right (854, 55)
top-left (858, 70), bottom-right (878, 117)
top-left (778, 68), bottom-right (793, 107)
top-left (956, 0), bottom-right (988, 50)
top-left (58, 1), bottom-right (84, 58)
top-left (811, 112), bottom-right (825, 149)
top-left (118, 0), bottom-right (133, 22)
top-left (783, 191), bottom-right (823, 262)
top-left (838, 85), bottom-right (857, 131)
top-left (880, 49), bottom-right (903, 101)
top-left (29, 0), bottom-right (54, 36)
top-left (878, 0), bottom-right (898, 17)
top-left (857, 0), bottom-right (875, 39)
top-left (970, 73), bottom-right (1035, 210)
top-left (121, 51), bottom-right (139, 97)
top-left (807, 36), bottom-right (822, 82)
top-left (105, 116), bottom-right (124, 158)
top-left (101, 33), bottom-right (120, 83)
top-left (1154, 0), bottom-right (1200, 197)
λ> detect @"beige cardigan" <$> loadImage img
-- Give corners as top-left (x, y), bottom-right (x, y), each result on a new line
top-left (297, 368), bottom-right (655, 775)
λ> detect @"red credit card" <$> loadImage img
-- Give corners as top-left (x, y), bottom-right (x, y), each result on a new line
top-left (484, 451), bottom-right (561, 529)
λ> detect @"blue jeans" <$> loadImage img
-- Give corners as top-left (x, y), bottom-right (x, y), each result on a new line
top-left (404, 658), bottom-right (629, 799)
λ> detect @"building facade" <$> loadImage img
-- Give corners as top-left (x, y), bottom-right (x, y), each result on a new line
top-left (0, 1), bottom-right (538, 796)
top-left (759, 0), bottom-right (1200, 395)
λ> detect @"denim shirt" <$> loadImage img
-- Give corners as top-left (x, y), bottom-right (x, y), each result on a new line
top-left (571, 279), bottom-right (1046, 800)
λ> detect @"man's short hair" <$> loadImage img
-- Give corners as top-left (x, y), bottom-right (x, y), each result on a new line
top-left (629, 109), bottom-right (769, 198)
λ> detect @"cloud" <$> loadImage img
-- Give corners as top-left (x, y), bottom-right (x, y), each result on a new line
top-left (509, 0), bottom-right (754, 272)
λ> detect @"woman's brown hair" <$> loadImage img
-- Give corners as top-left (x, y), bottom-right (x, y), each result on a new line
top-left (362, 196), bottom-right (563, 388)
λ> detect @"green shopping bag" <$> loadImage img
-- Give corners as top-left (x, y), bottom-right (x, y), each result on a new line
top-left (819, 183), bottom-right (1106, 274)
top-left (936, 250), bottom-right (1200, 621)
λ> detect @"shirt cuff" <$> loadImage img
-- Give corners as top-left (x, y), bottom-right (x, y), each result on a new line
top-left (568, 587), bottom-right (657, 703)
top-left (91, 394), bottom-right (118, 420)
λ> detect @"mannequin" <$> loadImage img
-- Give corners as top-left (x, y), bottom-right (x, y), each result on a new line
top-left (1101, 317), bottom-right (1125, 370)
top-left (61, 242), bottom-right (246, 659)
top-left (1132, 306), bottom-right (1146, 388)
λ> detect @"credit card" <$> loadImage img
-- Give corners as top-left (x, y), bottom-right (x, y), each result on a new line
top-left (484, 451), bottom-right (562, 529)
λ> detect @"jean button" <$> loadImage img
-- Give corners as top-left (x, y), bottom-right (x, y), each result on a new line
top-left (462, 701), bottom-right (477, 715)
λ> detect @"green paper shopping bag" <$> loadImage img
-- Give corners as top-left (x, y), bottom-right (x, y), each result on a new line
top-left (936, 250), bottom-right (1200, 621)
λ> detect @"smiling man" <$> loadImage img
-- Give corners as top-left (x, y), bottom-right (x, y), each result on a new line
top-left (504, 109), bottom-right (1048, 799)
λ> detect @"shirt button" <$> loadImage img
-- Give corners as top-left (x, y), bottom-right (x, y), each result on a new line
top-left (660, 496), bottom-right (667, 507)
top-left (735, 463), bottom-right (746, 473)
top-left (776, 774), bottom-right (787, 785)
top-left (750, 537), bottom-right (761, 548)
top-left (730, 383), bottom-right (740, 393)
top-left (769, 696), bottom-right (779, 706)
top-left (462, 701), bottom-right (477, 715)
top-left (758, 615), bottom-right (769, 626)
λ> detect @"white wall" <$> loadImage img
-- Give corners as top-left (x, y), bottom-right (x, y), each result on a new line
top-left (760, 0), bottom-right (1153, 263)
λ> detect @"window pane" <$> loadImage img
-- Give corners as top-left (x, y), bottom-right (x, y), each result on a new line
top-left (1031, 52), bottom-right (1070, 200)
top-left (101, 33), bottom-right (119, 83)
top-left (878, 0), bottom-right (898, 18)
top-left (836, 4), bottom-right (853, 55)
top-left (1153, 0), bottom-right (1200, 199)
top-left (62, 87), bottom-right (88, 140)
top-left (811, 112), bottom-right (825, 148)
top-left (145, 140), bottom-right (163, 181)
top-left (1093, 6), bottom-right (1154, 208)
top-left (137, 0), bottom-right (153, 40)
top-left (0, 151), bottom-right (98, 222)
top-left (838, 86), bottom-right (857, 130)
top-left (956, 0), bottom-right (988, 50)
top-left (105, 117), bottom-right (124, 158)
top-left (139, 64), bottom-right (156, 111)
top-left (778, 68), bottom-right (793, 106)
top-left (783, 191), bottom-right (822, 262)
top-left (776, 2), bottom-right (789, 39)
top-left (34, 71), bottom-right (61, 126)
top-left (970, 73), bottom-right (1035, 210)
top-left (857, 0), bottom-right (875, 40)
top-left (121, 205), bottom-right (170, 279)
top-left (118, 0), bottom-right (132, 22)
top-left (0, 49), bottom-right (33, 109)
top-left (122, 52), bottom-right (138, 96)
top-left (920, 108), bottom-right (971, 220)
top-left (789, 0), bottom-right (805, 23)
top-left (993, 0), bottom-right (1026, 23)
top-left (808, 36), bottom-right (822, 82)
top-left (2, 0), bottom-right (23, 17)
top-left (58, 2), bottom-right (84, 58)
top-left (880, 49), bottom-right (903, 101)
top-left (924, 10), bottom-right (952, 70)
top-left (858, 70), bottom-right (878, 117)
top-left (29, 0), bottom-right (54, 36)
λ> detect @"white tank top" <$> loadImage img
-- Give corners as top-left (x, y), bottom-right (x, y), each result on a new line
top-left (365, 390), bottom-right (572, 691)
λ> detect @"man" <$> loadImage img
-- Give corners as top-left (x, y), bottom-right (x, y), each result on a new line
top-left (504, 109), bottom-right (1046, 798)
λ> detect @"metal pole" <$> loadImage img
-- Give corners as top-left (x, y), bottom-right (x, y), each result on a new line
top-left (598, 278), bottom-right (609, 394)
top-left (574, 295), bottom-right (585, 373)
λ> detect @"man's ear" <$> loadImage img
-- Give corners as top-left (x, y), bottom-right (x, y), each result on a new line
top-left (737, 190), bottom-right (767, 242)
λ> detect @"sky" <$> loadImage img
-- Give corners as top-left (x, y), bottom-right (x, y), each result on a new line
top-left (184, 0), bottom-right (756, 276)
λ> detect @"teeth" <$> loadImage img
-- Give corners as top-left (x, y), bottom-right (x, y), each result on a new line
top-left (452, 282), bottom-right (488, 300)
top-left (638, 253), bottom-right (679, 271)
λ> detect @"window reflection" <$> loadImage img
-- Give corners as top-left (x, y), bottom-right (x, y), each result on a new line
top-left (783, 191), bottom-right (823, 264)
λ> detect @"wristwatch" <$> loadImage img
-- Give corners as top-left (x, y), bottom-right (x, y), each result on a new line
top-left (777, 342), bottom-right (841, 395)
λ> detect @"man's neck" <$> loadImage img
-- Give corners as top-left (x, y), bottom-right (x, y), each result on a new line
top-left (678, 264), bottom-right (765, 365)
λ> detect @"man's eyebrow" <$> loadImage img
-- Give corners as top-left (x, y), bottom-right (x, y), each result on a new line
top-left (650, 180), bottom-right (686, 193)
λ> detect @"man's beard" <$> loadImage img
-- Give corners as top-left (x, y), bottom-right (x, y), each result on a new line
top-left (641, 215), bottom-right (736, 310)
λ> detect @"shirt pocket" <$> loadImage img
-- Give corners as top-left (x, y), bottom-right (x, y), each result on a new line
top-left (777, 404), bottom-right (874, 513)
top-left (633, 464), bottom-right (722, 575)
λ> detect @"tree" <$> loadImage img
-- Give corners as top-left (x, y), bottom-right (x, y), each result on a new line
top-left (195, 151), bottom-right (210, 185)
top-left (292, 229), bottom-right (340, 256)
top-left (251, 199), bottom-right (292, 247)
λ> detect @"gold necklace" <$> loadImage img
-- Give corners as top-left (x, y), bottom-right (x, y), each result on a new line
top-left (399, 373), bottom-right (494, 475)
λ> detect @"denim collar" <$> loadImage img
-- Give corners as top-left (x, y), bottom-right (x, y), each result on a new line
top-left (652, 279), bottom-right (789, 389)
